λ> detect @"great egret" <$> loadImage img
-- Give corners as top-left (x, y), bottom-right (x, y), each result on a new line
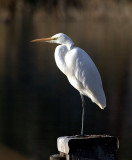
top-left (31, 33), bottom-right (106, 136)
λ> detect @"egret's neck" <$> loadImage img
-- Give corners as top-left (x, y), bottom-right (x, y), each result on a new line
top-left (65, 40), bottom-right (74, 50)
top-left (66, 43), bottom-right (73, 50)
top-left (54, 45), bottom-right (68, 75)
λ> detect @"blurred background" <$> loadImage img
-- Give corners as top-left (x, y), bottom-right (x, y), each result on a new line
top-left (0, 0), bottom-right (132, 159)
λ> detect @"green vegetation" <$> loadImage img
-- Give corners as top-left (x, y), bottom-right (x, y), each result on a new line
top-left (0, 0), bottom-right (132, 23)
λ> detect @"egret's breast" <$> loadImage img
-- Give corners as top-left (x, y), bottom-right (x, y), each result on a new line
top-left (54, 45), bottom-right (68, 75)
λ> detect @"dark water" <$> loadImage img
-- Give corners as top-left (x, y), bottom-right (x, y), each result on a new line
top-left (0, 12), bottom-right (132, 160)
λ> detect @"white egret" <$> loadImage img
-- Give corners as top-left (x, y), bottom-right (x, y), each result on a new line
top-left (31, 33), bottom-right (106, 136)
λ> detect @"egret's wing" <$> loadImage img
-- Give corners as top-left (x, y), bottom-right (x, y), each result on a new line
top-left (65, 47), bottom-right (106, 109)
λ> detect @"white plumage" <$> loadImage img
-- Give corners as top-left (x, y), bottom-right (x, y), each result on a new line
top-left (54, 34), bottom-right (106, 109)
top-left (31, 33), bottom-right (106, 135)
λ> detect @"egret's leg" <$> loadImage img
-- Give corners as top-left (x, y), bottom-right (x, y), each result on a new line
top-left (80, 94), bottom-right (85, 136)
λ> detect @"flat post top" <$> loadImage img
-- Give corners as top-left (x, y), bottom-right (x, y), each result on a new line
top-left (57, 135), bottom-right (119, 154)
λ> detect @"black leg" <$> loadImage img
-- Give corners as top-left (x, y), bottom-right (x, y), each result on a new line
top-left (80, 93), bottom-right (85, 136)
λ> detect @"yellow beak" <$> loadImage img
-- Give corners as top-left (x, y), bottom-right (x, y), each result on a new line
top-left (31, 37), bottom-right (56, 42)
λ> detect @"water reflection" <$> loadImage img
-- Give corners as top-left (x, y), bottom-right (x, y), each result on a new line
top-left (0, 11), bottom-right (132, 160)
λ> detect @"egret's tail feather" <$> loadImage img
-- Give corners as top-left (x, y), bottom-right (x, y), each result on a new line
top-left (85, 90), bottom-right (106, 110)
top-left (98, 103), bottom-right (106, 110)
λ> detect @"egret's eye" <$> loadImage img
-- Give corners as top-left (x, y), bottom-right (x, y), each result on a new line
top-left (53, 37), bottom-right (58, 40)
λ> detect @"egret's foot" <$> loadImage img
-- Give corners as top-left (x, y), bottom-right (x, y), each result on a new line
top-left (76, 134), bottom-right (87, 137)
top-left (68, 134), bottom-right (88, 138)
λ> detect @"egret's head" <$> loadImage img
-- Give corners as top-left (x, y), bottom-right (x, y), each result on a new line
top-left (31, 33), bottom-right (74, 48)
top-left (52, 33), bottom-right (74, 46)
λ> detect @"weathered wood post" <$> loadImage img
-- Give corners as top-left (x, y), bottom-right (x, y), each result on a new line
top-left (50, 135), bottom-right (119, 160)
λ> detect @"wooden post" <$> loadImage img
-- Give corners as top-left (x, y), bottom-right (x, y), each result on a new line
top-left (50, 135), bottom-right (119, 160)
top-left (50, 154), bottom-right (66, 160)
